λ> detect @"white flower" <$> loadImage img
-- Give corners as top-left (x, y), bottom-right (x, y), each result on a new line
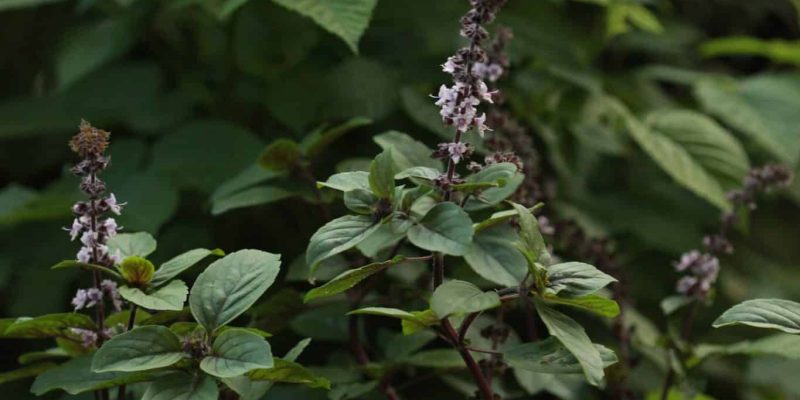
top-left (80, 230), bottom-right (98, 247)
top-left (474, 113), bottom-right (491, 137)
top-left (109, 249), bottom-right (122, 266)
top-left (77, 246), bottom-right (92, 263)
top-left (101, 218), bottom-right (119, 237)
top-left (105, 193), bottom-right (124, 215)
top-left (67, 218), bottom-right (83, 241)
top-left (476, 81), bottom-right (495, 103)
top-left (447, 142), bottom-right (469, 163)
top-left (442, 56), bottom-right (459, 74)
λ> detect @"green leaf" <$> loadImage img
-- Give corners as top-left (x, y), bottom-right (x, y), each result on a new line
top-left (607, 98), bottom-right (732, 210)
top-left (17, 347), bottom-right (69, 365)
top-left (300, 117), bottom-right (372, 158)
top-left (464, 225), bottom-right (528, 287)
top-left (270, 0), bottom-right (378, 53)
top-left (430, 280), bottom-right (501, 319)
top-left (543, 294), bottom-right (620, 318)
top-left (504, 336), bottom-right (618, 374)
top-left (107, 232), bottom-right (157, 258)
top-left (50, 260), bottom-right (121, 279)
top-left (92, 325), bottom-right (184, 372)
top-left (0, 362), bottom-right (57, 384)
top-left (473, 203), bottom-right (544, 233)
top-left (645, 110), bottom-right (750, 188)
top-left (190, 249), bottom-right (282, 332)
top-left (119, 256), bottom-right (156, 286)
top-left (700, 36), bottom-right (800, 68)
top-left (713, 298), bottom-right (800, 334)
top-left (695, 334), bottom-right (800, 360)
top-left (395, 166), bottom-right (441, 181)
top-left (545, 262), bottom-right (617, 297)
top-left (259, 138), bottom-right (303, 172)
top-left (32, 355), bottom-right (154, 395)
top-left (535, 301), bottom-right (605, 386)
top-left (317, 171), bottom-right (370, 192)
top-left (211, 165), bottom-right (283, 205)
top-left (343, 189), bottom-right (379, 214)
top-left (695, 74), bottom-right (800, 165)
top-left (306, 215), bottom-right (379, 274)
top-left (2, 313), bottom-right (95, 339)
top-left (142, 372), bottom-right (218, 400)
top-left (348, 307), bottom-right (438, 334)
top-left (374, 130), bottom-right (443, 171)
top-left (200, 329), bottom-right (273, 378)
top-left (407, 202), bottom-right (474, 256)
top-left (56, 15), bottom-right (139, 90)
top-left (248, 359), bottom-right (331, 389)
top-left (368, 149), bottom-right (396, 199)
top-left (211, 185), bottom-right (296, 215)
top-left (151, 248), bottom-right (225, 287)
top-left (463, 164), bottom-right (524, 211)
top-left (0, 0), bottom-right (66, 11)
top-left (511, 202), bottom-right (546, 263)
top-left (304, 257), bottom-right (404, 303)
top-left (119, 280), bottom-right (189, 311)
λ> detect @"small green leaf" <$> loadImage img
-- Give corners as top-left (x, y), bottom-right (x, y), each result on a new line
top-left (713, 298), bottom-right (800, 334)
top-left (248, 358), bottom-right (331, 389)
top-left (107, 232), bottom-right (157, 258)
top-left (151, 248), bottom-right (225, 287)
top-left (259, 138), bottom-right (303, 171)
top-left (395, 166), bottom-right (441, 181)
top-left (304, 257), bottom-right (404, 303)
top-left (2, 313), bottom-right (95, 339)
top-left (17, 347), bottom-right (69, 365)
top-left (306, 215), bottom-right (380, 274)
top-left (142, 372), bottom-right (218, 400)
top-left (430, 280), bottom-right (501, 319)
top-left (511, 202), bottom-right (545, 263)
top-left (463, 163), bottom-right (524, 211)
top-left (119, 256), bottom-right (156, 286)
top-left (92, 325), bottom-right (184, 372)
top-left (348, 307), bottom-right (438, 335)
top-left (271, 0), bottom-right (378, 54)
top-left (368, 148), bottom-right (396, 199)
top-left (407, 202), bottom-right (473, 256)
top-left (0, 362), bottom-right (57, 384)
top-left (374, 130), bottom-right (442, 170)
top-left (544, 294), bottom-right (620, 318)
top-left (536, 301), bottom-right (606, 386)
top-left (473, 203), bottom-right (544, 233)
top-left (344, 189), bottom-right (379, 214)
top-left (119, 280), bottom-right (189, 311)
top-left (32, 355), bottom-right (154, 395)
top-left (50, 260), bottom-right (121, 279)
top-left (504, 336), bottom-right (618, 374)
top-left (317, 171), bottom-right (370, 192)
top-left (200, 329), bottom-right (273, 378)
top-left (546, 262), bottom-right (617, 297)
top-left (190, 250), bottom-right (282, 332)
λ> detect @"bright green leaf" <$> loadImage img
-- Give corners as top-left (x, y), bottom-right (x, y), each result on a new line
top-left (271, 0), bottom-right (378, 53)
top-left (107, 232), bottom-right (157, 258)
top-left (546, 262), bottom-right (617, 297)
top-left (504, 336), bottom-right (617, 374)
top-left (92, 325), bottom-right (184, 372)
top-left (200, 328), bottom-right (273, 378)
top-left (713, 298), bottom-right (800, 334)
top-left (407, 202), bottom-right (473, 256)
top-left (536, 301), bottom-right (605, 386)
top-left (142, 372), bottom-right (218, 400)
top-left (151, 248), bottom-right (225, 287)
top-left (306, 215), bottom-right (379, 274)
top-left (304, 257), bottom-right (404, 303)
top-left (119, 280), bottom-right (189, 311)
top-left (430, 280), bottom-right (501, 319)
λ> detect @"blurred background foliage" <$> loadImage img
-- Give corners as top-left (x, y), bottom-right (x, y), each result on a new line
top-left (1, 0), bottom-right (800, 399)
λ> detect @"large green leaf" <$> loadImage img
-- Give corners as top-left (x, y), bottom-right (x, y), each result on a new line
top-left (695, 334), bottom-right (800, 360)
top-left (713, 298), bottom-right (800, 334)
top-left (464, 225), bottom-right (528, 287)
top-left (190, 250), bottom-right (282, 332)
top-left (271, 0), bottom-right (378, 53)
top-left (151, 248), bottom-right (225, 287)
top-left (92, 326), bottom-right (184, 372)
top-left (31, 354), bottom-right (154, 395)
top-left (107, 232), bottom-right (157, 259)
top-left (2, 313), bottom-right (95, 339)
top-left (304, 257), bottom-right (404, 302)
top-left (222, 338), bottom-right (313, 400)
top-left (536, 301), bottom-right (605, 386)
top-left (645, 110), bottom-right (750, 187)
top-left (545, 262), bottom-right (617, 297)
top-left (119, 280), bottom-right (189, 311)
top-left (374, 130), bottom-right (443, 170)
top-left (607, 98), bottom-right (732, 210)
top-left (695, 74), bottom-right (800, 165)
top-left (248, 358), bottom-right (331, 389)
top-left (142, 372), bottom-right (218, 400)
top-left (306, 215), bottom-right (379, 274)
top-left (407, 202), bottom-right (474, 256)
top-left (368, 149), bottom-right (396, 199)
top-left (430, 280), bottom-right (501, 319)
top-left (543, 294), bottom-right (620, 318)
top-left (504, 336), bottom-right (618, 374)
top-left (317, 171), bottom-right (371, 192)
top-left (201, 328), bottom-right (273, 378)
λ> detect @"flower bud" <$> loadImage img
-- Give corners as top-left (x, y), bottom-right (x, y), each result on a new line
top-left (119, 256), bottom-right (155, 286)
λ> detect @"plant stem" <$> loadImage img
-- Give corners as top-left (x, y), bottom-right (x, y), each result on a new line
top-left (659, 301), bottom-right (700, 400)
top-left (442, 320), bottom-right (494, 400)
top-left (87, 177), bottom-right (109, 400)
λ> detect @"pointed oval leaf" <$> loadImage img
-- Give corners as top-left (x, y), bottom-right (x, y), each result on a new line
top-left (32, 355), bottom-right (154, 395)
top-left (504, 336), bottom-right (618, 374)
top-left (143, 372), bottom-right (218, 400)
top-left (536, 301), bottom-right (606, 386)
top-left (368, 148), bottom-right (396, 199)
top-left (107, 232), bottom-right (157, 258)
top-left (306, 215), bottom-right (379, 273)
top-left (465, 225), bottom-right (528, 287)
top-left (151, 248), bottom-right (225, 287)
top-left (92, 325), bottom-right (184, 372)
top-left (546, 262), bottom-right (617, 297)
top-left (713, 298), bottom-right (800, 334)
top-left (200, 328), bottom-right (273, 378)
top-left (271, 0), bottom-right (378, 54)
top-left (190, 249), bottom-right (282, 332)
top-left (544, 294), bottom-right (621, 318)
top-left (119, 280), bottom-right (189, 311)
top-left (407, 202), bottom-right (473, 256)
top-left (304, 256), bottom-right (404, 303)
top-left (248, 358), bottom-right (331, 389)
top-left (317, 171), bottom-right (370, 192)
top-left (2, 313), bottom-right (95, 339)
top-left (430, 280), bottom-right (501, 319)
